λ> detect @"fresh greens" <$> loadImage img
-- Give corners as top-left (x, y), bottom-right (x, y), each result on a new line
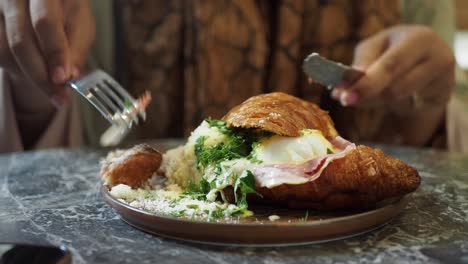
top-left (187, 119), bottom-right (273, 217)
top-left (181, 178), bottom-right (211, 200)
top-left (168, 210), bottom-right (186, 218)
top-left (206, 119), bottom-right (232, 135)
top-left (194, 136), bottom-right (207, 168)
top-left (206, 209), bottom-right (225, 220)
top-left (194, 135), bottom-right (249, 169)
top-left (246, 142), bottom-right (263, 164)
top-left (327, 148), bottom-right (333, 154)
top-left (207, 119), bottom-right (272, 139)
top-left (195, 119), bottom-right (271, 169)
top-left (234, 170), bottom-right (262, 209)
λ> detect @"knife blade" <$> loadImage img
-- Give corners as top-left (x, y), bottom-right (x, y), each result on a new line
top-left (303, 53), bottom-right (364, 89)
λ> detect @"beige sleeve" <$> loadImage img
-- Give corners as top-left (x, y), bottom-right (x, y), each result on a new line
top-left (0, 70), bottom-right (84, 153)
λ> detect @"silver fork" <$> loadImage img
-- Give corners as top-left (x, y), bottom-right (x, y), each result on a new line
top-left (67, 69), bottom-right (149, 146)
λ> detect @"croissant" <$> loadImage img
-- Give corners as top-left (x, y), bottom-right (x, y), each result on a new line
top-left (101, 92), bottom-right (420, 210)
top-left (224, 92), bottom-right (420, 209)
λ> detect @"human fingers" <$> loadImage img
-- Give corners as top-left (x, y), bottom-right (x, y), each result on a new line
top-left (0, 13), bottom-right (21, 74)
top-left (351, 61), bottom-right (435, 109)
top-left (30, 0), bottom-right (72, 84)
top-left (3, 0), bottom-right (55, 94)
top-left (342, 26), bottom-right (432, 106)
top-left (64, 0), bottom-right (95, 77)
top-left (330, 33), bottom-right (387, 104)
top-left (352, 31), bottom-right (388, 71)
top-left (357, 26), bottom-right (454, 108)
top-left (382, 55), bottom-right (453, 104)
top-left (361, 58), bottom-right (455, 112)
top-left (389, 65), bottom-right (455, 115)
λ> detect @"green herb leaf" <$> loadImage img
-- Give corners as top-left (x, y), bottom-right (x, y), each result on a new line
top-left (239, 170), bottom-right (257, 195)
top-left (206, 119), bottom-right (231, 135)
top-left (194, 119), bottom-right (272, 169)
top-left (168, 209), bottom-right (186, 218)
top-left (182, 178), bottom-right (211, 200)
top-left (234, 170), bottom-right (262, 209)
top-left (196, 141), bottom-right (248, 169)
top-left (194, 136), bottom-right (207, 169)
top-left (124, 98), bottom-right (133, 109)
top-left (194, 132), bottom-right (250, 169)
top-left (327, 148), bottom-right (333, 154)
top-left (169, 199), bottom-right (180, 208)
top-left (229, 207), bottom-right (254, 217)
top-left (186, 204), bottom-right (199, 209)
top-left (207, 210), bottom-right (225, 221)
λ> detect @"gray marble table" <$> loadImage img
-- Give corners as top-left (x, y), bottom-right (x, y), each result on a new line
top-left (1, 141), bottom-right (468, 264)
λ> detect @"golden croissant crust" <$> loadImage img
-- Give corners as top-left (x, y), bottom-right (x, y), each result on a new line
top-left (223, 92), bottom-right (338, 139)
top-left (224, 92), bottom-right (420, 209)
top-left (256, 146), bottom-right (420, 210)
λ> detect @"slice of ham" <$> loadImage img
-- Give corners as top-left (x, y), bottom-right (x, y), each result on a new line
top-left (252, 136), bottom-right (356, 188)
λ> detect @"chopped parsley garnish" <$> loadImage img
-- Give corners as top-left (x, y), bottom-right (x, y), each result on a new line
top-left (187, 119), bottom-right (273, 217)
top-left (195, 119), bottom-right (271, 169)
top-left (168, 199), bottom-right (180, 208)
top-left (206, 210), bottom-right (225, 220)
top-left (206, 119), bottom-right (232, 135)
top-left (194, 135), bottom-right (249, 169)
top-left (209, 119), bottom-right (273, 142)
top-left (181, 178), bottom-right (211, 200)
top-left (168, 210), bottom-right (186, 218)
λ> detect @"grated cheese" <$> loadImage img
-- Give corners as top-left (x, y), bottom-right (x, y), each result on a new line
top-left (110, 183), bottom-right (246, 220)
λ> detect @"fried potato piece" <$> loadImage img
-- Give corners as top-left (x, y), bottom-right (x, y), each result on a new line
top-left (100, 144), bottom-right (162, 188)
top-left (223, 92), bottom-right (338, 139)
top-left (256, 146), bottom-right (420, 210)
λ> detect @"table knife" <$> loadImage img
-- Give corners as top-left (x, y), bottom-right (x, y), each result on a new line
top-left (303, 53), bottom-right (364, 89)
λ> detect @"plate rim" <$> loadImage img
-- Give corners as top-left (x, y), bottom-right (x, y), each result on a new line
top-left (118, 215), bottom-right (394, 247)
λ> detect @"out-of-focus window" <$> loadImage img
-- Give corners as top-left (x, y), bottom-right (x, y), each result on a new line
top-left (455, 0), bottom-right (468, 69)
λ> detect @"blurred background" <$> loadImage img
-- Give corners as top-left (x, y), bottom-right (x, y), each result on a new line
top-left (455, 0), bottom-right (468, 71)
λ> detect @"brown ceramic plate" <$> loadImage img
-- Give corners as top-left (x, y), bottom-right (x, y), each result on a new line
top-left (101, 186), bottom-right (407, 246)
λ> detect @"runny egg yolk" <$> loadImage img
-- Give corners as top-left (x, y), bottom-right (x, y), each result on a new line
top-left (254, 129), bottom-right (336, 164)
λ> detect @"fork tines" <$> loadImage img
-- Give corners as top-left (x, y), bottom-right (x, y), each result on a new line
top-left (67, 70), bottom-right (149, 132)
